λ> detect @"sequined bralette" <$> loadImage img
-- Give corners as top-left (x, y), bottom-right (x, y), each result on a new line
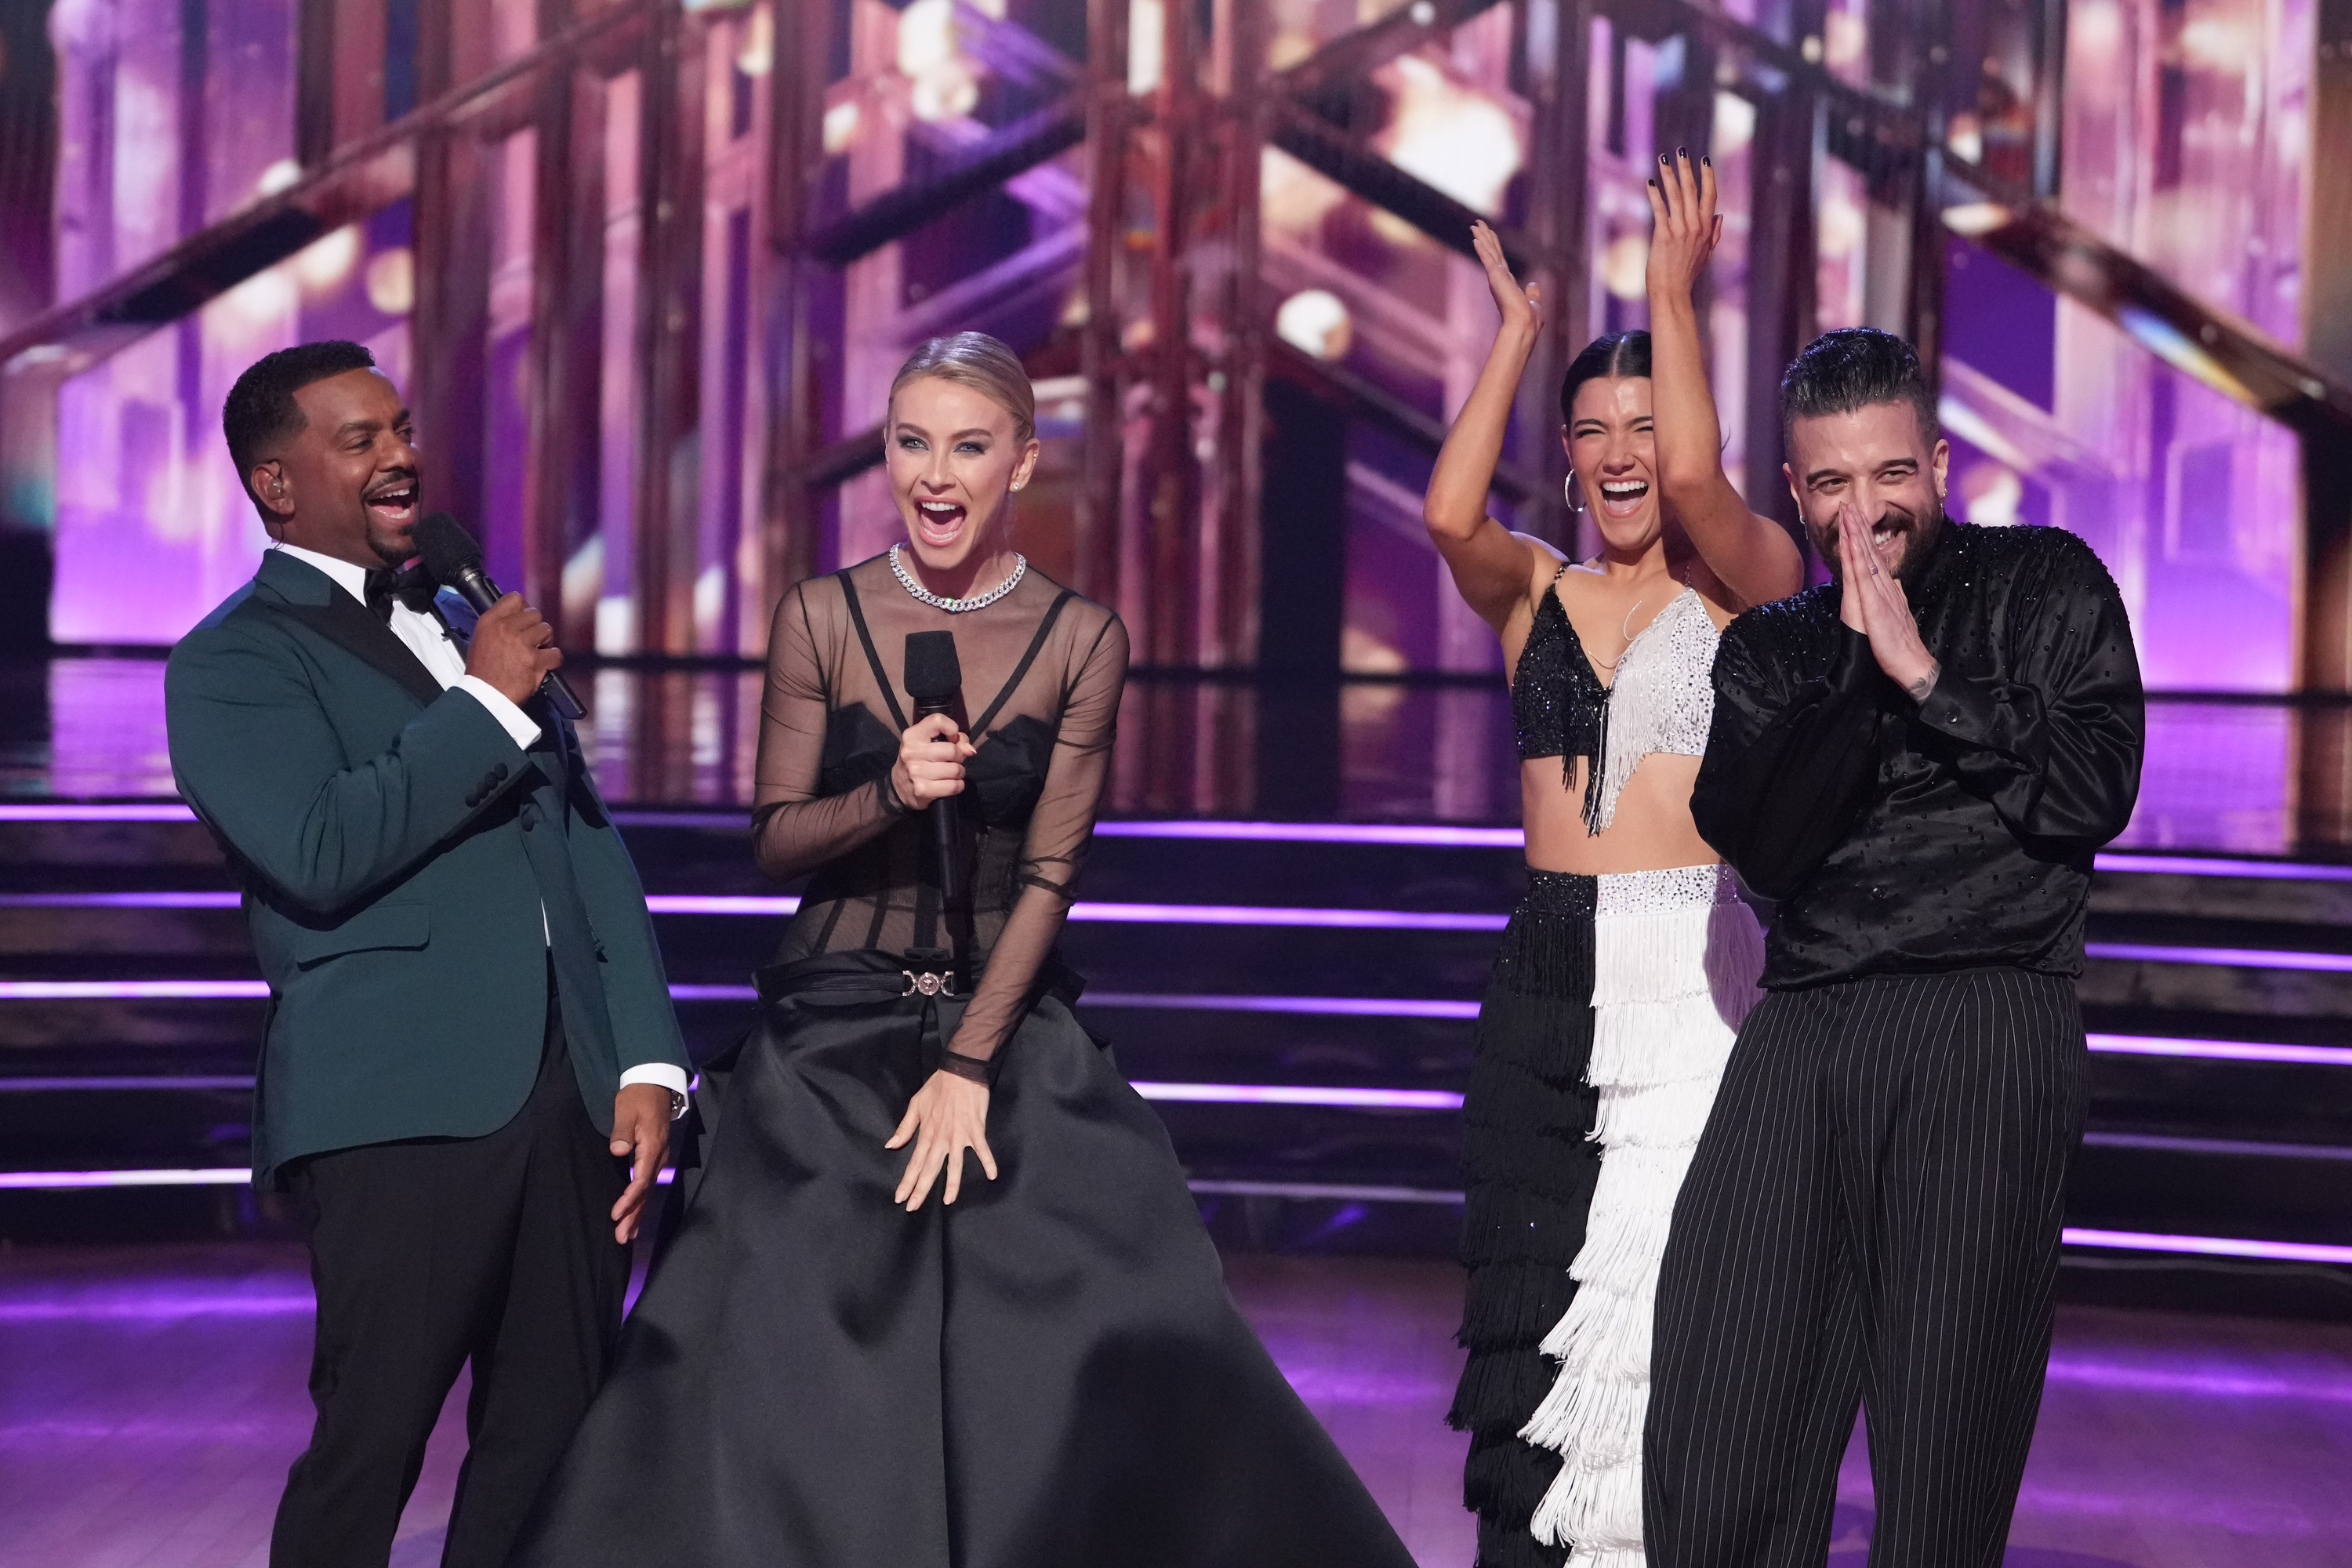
top-left (1512, 563), bottom-right (1721, 833)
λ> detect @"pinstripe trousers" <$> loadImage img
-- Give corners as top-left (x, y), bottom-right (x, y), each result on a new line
top-left (1642, 967), bottom-right (2087, 1568)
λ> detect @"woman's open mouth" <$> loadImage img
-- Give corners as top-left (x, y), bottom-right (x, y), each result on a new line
top-left (915, 498), bottom-right (967, 547)
top-left (1598, 479), bottom-right (1650, 518)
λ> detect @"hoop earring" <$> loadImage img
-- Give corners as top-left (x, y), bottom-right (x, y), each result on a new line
top-left (1563, 474), bottom-right (1587, 514)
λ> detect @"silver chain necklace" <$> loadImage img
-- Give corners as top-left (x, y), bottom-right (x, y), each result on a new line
top-left (889, 543), bottom-right (1027, 612)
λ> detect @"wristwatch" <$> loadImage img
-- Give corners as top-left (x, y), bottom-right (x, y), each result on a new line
top-left (667, 1087), bottom-right (690, 1121)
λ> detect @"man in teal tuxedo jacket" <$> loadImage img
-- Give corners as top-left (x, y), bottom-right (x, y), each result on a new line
top-left (165, 342), bottom-right (688, 1568)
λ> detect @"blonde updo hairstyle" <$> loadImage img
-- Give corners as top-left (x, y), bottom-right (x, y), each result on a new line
top-left (887, 332), bottom-right (1037, 444)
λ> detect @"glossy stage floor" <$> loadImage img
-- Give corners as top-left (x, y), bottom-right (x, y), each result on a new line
top-left (6, 655), bottom-right (2352, 1566)
top-left (5, 1243), bottom-right (2351, 1568)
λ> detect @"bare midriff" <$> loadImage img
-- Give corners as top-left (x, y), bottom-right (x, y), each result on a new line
top-left (1520, 752), bottom-right (1719, 876)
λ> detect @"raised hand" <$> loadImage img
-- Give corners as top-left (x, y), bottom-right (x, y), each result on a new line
top-left (1470, 220), bottom-right (1541, 337)
top-left (1644, 147), bottom-right (1725, 303)
top-left (1833, 499), bottom-right (1940, 699)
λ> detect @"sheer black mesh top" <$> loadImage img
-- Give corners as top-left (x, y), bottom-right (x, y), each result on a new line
top-left (752, 552), bottom-right (1129, 1062)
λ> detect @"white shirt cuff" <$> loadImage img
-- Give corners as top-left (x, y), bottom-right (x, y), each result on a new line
top-left (454, 675), bottom-right (543, 750)
top-left (619, 1062), bottom-right (691, 1098)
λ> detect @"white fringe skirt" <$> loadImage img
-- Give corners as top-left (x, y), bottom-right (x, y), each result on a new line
top-left (1516, 863), bottom-right (1765, 1566)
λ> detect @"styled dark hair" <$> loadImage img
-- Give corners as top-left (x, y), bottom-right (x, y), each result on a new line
top-left (222, 340), bottom-right (379, 511)
top-left (1780, 327), bottom-right (1938, 448)
top-left (1559, 331), bottom-right (1651, 425)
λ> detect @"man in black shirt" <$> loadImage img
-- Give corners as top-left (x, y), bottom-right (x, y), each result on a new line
top-left (1642, 329), bottom-right (2144, 1567)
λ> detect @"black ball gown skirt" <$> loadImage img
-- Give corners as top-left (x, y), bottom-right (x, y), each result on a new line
top-left (510, 949), bottom-right (1419, 1568)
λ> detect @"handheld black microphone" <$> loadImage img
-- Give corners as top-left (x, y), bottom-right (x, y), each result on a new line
top-left (414, 511), bottom-right (585, 721)
top-left (902, 630), bottom-right (967, 911)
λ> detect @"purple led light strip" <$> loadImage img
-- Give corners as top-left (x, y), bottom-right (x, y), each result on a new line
top-left (1086, 992), bottom-right (1482, 1018)
top-left (0, 1168), bottom-right (249, 1189)
top-left (2093, 853), bottom-right (2352, 882)
top-left (2085, 1033), bottom-right (2352, 1067)
top-left (4, 979), bottom-right (2347, 1069)
top-left (5, 1161), bottom-right (2350, 1265)
top-left (1094, 821), bottom-right (1527, 848)
top-left (0, 804), bottom-right (198, 822)
top-left (0, 1076), bottom-right (253, 1092)
top-left (2060, 1228), bottom-right (2352, 1267)
top-left (0, 979), bottom-right (269, 999)
top-left (2085, 942), bottom-right (2352, 973)
top-left (13, 801), bottom-right (2350, 880)
top-left (0, 1070), bottom-right (1461, 1111)
top-left (0, 890), bottom-right (1509, 931)
top-left (1185, 1179), bottom-right (1468, 1205)
top-left (1131, 1082), bottom-right (1463, 1109)
top-left (34, 891), bottom-right (2352, 954)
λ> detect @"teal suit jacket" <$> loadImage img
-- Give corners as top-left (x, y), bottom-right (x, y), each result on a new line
top-left (165, 550), bottom-right (688, 1184)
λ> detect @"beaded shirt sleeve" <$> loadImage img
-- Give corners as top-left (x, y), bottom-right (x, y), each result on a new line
top-left (946, 608), bottom-right (1129, 1064)
top-left (1691, 611), bottom-right (1884, 900)
top-left (751, 580), bottom-right (907, 880)
top-left (1911, 534), bottom-right (2143, 850)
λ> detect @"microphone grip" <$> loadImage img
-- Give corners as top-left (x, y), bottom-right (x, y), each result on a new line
top-left (452, 565), bottom-right (586, 722)
top-left (909, 697), bottom-right (967, 909)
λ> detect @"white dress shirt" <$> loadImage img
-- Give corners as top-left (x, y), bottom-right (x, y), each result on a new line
top-left (270, 544), bottom-right (689, 1103)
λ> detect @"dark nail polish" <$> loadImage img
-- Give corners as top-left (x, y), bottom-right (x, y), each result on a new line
top-left (1678, 146), bottom-right (1688, 158)
top-left (1703, 154), bottom-right (1712, 166)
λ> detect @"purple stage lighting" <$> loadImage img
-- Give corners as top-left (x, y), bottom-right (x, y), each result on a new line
top-left (1085, 992), bottom-right (1483, 1018)
top-left (2060, 1228), bottom-right (2352, 1267)
top-left (1130, 1082), bottom-right (1465, 1109)
top-left (1094, 820), bottom-right (1527, 848)
top-left (2085, 942), bottom-right (2352, 974)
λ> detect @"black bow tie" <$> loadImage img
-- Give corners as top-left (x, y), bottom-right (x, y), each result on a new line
top-left (363, 565), bottom-right (432, 622)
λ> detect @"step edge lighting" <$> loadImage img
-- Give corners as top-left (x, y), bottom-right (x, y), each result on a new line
top-left (5, 1165), bottom-right (2348, 1264)
top-left (2085, 942), bottom-right (2352, 972)
top-left (5, 804), bottom-right (2352, 881)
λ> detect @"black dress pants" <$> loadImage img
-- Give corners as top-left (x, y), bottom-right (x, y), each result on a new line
top-left (1644, 967), bottom-right (2086, 1568)
top-left (270, 996), bottom-right (629, 1568)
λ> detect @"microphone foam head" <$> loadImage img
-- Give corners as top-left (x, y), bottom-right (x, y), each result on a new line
top-left (903, 630), bottom-right (962, 704)
top-left (415, 512), bottom-right (484, 585)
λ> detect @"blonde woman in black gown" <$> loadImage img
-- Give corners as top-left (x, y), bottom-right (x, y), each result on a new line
top-left (512, 332), bottom-right (1417, 1567)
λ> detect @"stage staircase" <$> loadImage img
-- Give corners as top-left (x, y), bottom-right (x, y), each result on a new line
top-left (2, 806), bottom-right (2350, 1314)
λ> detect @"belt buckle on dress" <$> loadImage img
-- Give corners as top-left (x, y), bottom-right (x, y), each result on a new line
top-left (902, 969), bottom-right (956, 998)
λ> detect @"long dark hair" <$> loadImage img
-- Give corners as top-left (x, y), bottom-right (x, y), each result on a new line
top-left (1558, 331), bottom-right (1651, 425)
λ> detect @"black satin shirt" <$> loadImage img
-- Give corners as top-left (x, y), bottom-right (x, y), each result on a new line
top-left (1693, 522), bottom-right (2145, 989)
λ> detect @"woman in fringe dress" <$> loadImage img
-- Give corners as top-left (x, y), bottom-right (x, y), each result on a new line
top-left (1421, 154), bottom-right (1804, 1568)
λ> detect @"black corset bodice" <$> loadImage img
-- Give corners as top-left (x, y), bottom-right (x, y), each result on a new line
top-left (808, 702), bottom-right (1059, 926)
top-left (815, 705), bottom-right (1057, 830)
top-left (750, 556), bottom-right (1127, 1061)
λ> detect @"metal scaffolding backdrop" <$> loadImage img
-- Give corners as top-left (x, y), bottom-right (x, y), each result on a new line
top-left (2, 0), bottom-right (2350, 693)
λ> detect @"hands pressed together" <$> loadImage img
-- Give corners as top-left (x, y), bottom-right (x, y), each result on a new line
top-left (1834, 500), bottom-right (1941, 702)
